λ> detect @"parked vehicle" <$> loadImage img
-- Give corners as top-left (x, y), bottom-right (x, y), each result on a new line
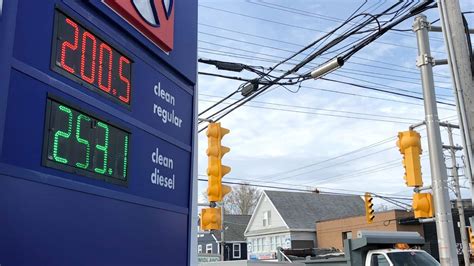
top-left (278, 231), bottom-right (439, 265)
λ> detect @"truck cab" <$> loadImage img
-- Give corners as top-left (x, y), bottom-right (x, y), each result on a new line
top-left (366, 249), bottom-right (440, 266)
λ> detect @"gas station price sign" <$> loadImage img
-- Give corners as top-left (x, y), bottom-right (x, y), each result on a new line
top-left (43, 98), bottom-right (130, 185)
top-left (51, 10), bottom-right (132, 106)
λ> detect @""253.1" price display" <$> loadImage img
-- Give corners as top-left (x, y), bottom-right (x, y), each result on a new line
top-left (43, 98), bottom-right (130, 185)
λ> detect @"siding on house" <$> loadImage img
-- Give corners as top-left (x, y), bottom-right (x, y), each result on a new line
top-left (245, 191), bottom-right (365, 260)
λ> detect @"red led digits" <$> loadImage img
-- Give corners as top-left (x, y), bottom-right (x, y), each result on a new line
top-left (80, 32), bottom-right (97, 84)
top-left (54, 12), bottom-right (132, 106)
top-left (118, 56), bottom-right (131, 104)
top-left (60, 18), bottom-right (78, 74)
top-left (98, 43), bottom-right (113, 93)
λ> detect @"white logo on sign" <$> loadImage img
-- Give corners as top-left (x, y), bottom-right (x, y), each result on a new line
top-left (133, 0), bottom-right (159, 26)
top-left (163, 0), bottom-right (171, 15)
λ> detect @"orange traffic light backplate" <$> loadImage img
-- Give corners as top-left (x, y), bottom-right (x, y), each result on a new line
top-left (200, 207), bottom-right (222, 231)
top-left (397, 130), bottom-right (423, 187)
top-left (412, 192), bottom-right (434, 218)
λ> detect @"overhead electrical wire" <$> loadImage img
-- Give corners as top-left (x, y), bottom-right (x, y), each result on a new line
top-left (239, 113), bottom-right (455, 183)
top-left (198, 23), bottom-right (451, 79)
top-left (198, 68), bottom-right (456, 107)
top-left (197, 176), bottom-right (412, 201)
top-left (199, 3), bottom-right (445, 53)
top-left (197, 44), bottom-right (453, 94)
top-left (199, 96), bottom-right (420, 124)
top-left (197, 48), bottom-right (455, 100)
top-left (198, 1), bottom-right (439, 131)
top-left (197, 66), bottom-right (454, 110)
top-left (199, 98), bottom-right (417, 124)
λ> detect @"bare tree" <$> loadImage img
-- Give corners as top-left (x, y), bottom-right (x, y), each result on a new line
top-left (375, 203), bottom-right (391, 212)
top-left (201, 183), bottom-right (261, 215)
top-left (225, 184), bottom-right (261, 215)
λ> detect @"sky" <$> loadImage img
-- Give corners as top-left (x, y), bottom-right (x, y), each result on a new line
top-left (196, 0), bottom-right (474, 210)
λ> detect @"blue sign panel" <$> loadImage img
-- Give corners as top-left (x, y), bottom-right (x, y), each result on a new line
top-left (0, 0), bottom-right (197, 265)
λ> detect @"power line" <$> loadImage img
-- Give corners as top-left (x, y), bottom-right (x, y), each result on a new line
top-left (303, 155), bottom-right (430, 186)
top-left (200, 94), bottom-right (420, 121)
top-left (197, 51), bottom-right (457, 111)
top-left (199, 98), bottom-right (417, 124)
top-left (199, 4), bottom-right (446, 53)
top-left (198, 62), bottom-right (456, 107)
top-left (198, 33), bottom-right (453, 86)
top-left (197, 45), bottom-right (454, 98)
top-left (253, 136), bottom-right (396, 180)
top-left (244, 0), bottom-right (445, 42)
top-left (197, 177), bottom-right (412, 201)
top-left (199, 1), bottom-right (437, 126)
top-left (199, 63), bottom-right (455, 110)
top-left (198, 23), bottom-right (450, 79)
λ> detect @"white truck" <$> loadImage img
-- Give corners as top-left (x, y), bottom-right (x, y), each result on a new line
top-left (364, 248), bottom-right (439, 266)
top-left (278, 231), bottom-right (439, 265)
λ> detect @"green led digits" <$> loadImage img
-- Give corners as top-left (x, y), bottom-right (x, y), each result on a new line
top-left (94, 122), bottom-right (109, 174)
top-left (46, 99), bottom-right (130, 183)
top-left (75, 114), bottom-right (91, 169)
top-left (122, 135), bottom-right (128, 178)
top-left (53, 105), bottom-right (73, 164)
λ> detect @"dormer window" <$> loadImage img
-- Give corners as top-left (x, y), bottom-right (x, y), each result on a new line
top-left (263, 211), bottom-right (271, 227)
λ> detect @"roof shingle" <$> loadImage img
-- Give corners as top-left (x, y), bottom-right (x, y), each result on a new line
top-left (265, 190), bottom-right (365, 230)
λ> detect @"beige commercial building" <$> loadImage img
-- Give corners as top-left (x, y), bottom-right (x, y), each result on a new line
top-left (316, 210), bottom-right (424, 250)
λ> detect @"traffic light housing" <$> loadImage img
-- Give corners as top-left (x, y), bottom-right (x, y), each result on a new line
top-left (364, 192), bottom-right (375, 224)
top-left (397, 130), bottom-right (423, 187)
top-left (207, 122), bottom-right (232, 202)
top-left (469, 227), bottom-right (474, 253)
top-left (412, 192), bottom-right (434, 218)
top-left (200, 207), bottom-right (222, 231)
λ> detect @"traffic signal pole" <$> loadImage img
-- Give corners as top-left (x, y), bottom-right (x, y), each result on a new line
top-left (446, 125), bottom-right (470, 266)
top-left (413, 15), bottom-right (459, 265)
top-left (436, 0), bottom-right (474, 206)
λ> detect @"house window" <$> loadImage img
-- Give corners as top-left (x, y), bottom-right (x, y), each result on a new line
top-left (233, 243), bottom-right (241, 258)
top-left (258, 238), bottom-right (263, 251)
top-left (206, 243), bottom-right (213, 254)
top-left (271, 236), bottom-right (276, 250)
top-left (198, 245), bottom-right (202, 253)
top-left (263, 211), bottom-right (271, 227)
top-left (276, 235), bottom-right (282, 248)
top-left (252, 239), bottom-right (257, 253)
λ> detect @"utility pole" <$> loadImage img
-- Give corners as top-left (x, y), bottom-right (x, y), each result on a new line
top-left (413, 15), bottom-right (459, 265)
top-left (220, 202), bottom-right (225, 262)
top-left (436, 0), bottom-right (474, 205)
top-left (446, 125), bottom-right (470, 266)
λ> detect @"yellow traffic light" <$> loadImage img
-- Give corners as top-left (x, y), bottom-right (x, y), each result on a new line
top-left (469, 227), bottom-right (474, 253)
top-left (200, 207), bottom-right (222, 231)
top-left (206, 122), bottom-right (231, 202)
top-left (412, 192), bottom-right (434, 218)
top-left (364, 192), bottom-right (375, 224)
top-left (397, 130), bottom-right (423, 187)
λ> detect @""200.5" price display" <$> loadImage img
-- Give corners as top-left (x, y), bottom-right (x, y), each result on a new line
top-left (43, 98), bottom-right (130, 185)
top-left (52, 10), bottom-right (132, 106)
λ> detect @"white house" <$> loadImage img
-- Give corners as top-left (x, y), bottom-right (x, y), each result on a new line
top-left (244, 190), bottom-right (365, 260)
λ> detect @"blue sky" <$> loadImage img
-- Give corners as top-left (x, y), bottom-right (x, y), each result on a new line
top-left (196, 0), bottom-right (474, 209)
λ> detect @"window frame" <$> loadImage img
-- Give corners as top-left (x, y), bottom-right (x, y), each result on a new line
top-left (233, 243), bottom-right (241, 258)
top-left (206, 243), bottom-right (213, 254)
top-left (198, 245), bottom-right (202, 253)
top-left (263, 210), bottom-right (272, 227)
top-left (371, 253), bottom-right (390, 266)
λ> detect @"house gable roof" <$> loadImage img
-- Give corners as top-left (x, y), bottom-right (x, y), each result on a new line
top-left (215, 215), bottom-right (251, 242)
top-left (244, 191), bottom-right (289, 236)
top-left (265, 190), bottom-right (365, 230)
